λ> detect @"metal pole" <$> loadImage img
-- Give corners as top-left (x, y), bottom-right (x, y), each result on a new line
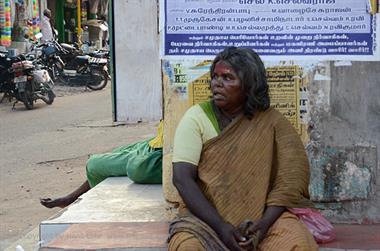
top-left (77, 0), bottom-right (81, 44)
top-left (109, 0), bottom-right (116, 121)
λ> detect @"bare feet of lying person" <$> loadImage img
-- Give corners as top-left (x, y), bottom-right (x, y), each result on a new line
top-left (40, 197), bottom-right (75, 208)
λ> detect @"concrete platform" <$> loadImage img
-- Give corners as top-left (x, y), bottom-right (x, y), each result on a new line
top-left (38, 177), bottom-right (380, 250)
top-left (39, 222), bottom-right (168, 250)
top-left (39, 177), bottom-right (168, 250)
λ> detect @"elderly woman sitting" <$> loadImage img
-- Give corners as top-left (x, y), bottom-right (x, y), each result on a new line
top-left (168, 47), bottom-right (318, 251)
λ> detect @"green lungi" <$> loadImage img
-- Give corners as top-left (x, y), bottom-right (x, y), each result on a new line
top-left (86, 139), bottom-right (162, 187)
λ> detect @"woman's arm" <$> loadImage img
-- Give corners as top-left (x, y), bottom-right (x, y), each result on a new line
top-left (261, 206), bottom-right (285, 228)
top-left (173, 161), bottom-right (245, 251)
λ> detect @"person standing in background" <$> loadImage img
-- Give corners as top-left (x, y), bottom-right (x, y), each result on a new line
top-left (40, 9), bottom-right (54, 42)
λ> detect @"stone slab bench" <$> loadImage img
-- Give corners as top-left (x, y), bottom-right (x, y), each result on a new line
top-left (39, 177), bottom-right (169, 250)
top-left (38, 177), bottom-right (380, 250)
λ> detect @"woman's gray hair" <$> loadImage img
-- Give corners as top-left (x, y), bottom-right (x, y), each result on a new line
top-left (210, 47), bottom-right (270, 119)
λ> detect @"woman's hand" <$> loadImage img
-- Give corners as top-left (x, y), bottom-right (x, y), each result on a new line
top-left (217, 222), bottom-right (245, 251)
top-left (239, 218), bottom-right (271, 247)
top-left (173, 162), bottom-right (244, 250)
top-left (239, 206), bottom-right (286, 250)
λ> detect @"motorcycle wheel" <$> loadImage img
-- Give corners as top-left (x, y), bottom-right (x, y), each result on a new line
top-left (48, 68), bottom-right (57, 82)
top-left (20, 90), bottom-right (34, 110)
top-left (86, 69), bottom-right (108, 91)
top-left (40, 81), bottom-right (55, 105)
top-left (41, 90), bottom-right (55, 105)
top-left (45, 90), bottom-right (55, 105)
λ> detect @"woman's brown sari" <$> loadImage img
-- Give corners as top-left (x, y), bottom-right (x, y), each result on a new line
top-left (168, 108), bottom-right (317, 251)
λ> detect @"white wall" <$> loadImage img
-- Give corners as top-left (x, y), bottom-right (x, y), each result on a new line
top-left (112, 0), bottom-right (162, 122)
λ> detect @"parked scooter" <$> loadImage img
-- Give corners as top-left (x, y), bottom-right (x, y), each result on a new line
top-left (38, 40), bottom-right (109, 90)
top-left (10, 57), bottom-right (55, 110)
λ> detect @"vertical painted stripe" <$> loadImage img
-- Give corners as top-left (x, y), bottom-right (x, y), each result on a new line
top-left (77, 0), bottom-right (81, 43)
top-left (108, 0), bottom-right (116, 121)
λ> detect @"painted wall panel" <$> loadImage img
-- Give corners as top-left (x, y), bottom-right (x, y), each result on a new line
top-left (306, 61), bottom-right (380, 223)
top-left (113, 1), bottom-right (162, 122)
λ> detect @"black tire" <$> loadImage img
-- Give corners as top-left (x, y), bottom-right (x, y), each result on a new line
top-left (48, 68), bottom-right (57, 82)
top-left (57, 74), bottom-right (69, 85)
top-left (40, 81), bottom-right (55, 105)
top-left (42, 89), bottom-right (55, 105)
top-left (86, 68), bottom-right (108, 91)
top-left (20, 90), bottom-right (34, 110)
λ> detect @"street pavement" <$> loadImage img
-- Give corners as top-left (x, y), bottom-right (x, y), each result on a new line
top-left (0, 84), bottom-right (159, 250)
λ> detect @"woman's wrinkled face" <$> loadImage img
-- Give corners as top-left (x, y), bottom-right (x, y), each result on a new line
top-left (210, 61), bottom-right (245, 113)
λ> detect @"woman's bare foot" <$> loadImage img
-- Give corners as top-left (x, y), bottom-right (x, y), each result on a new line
top-left (40, 197), bottom-right (74, 208)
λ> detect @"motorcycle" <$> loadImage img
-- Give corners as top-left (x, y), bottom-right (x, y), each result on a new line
top-left (10, 58), bottom-right (55, 110)
top-left (38, 40), bottom-right (109, 90)
top-left (0, 51), bottom-right (15, 103)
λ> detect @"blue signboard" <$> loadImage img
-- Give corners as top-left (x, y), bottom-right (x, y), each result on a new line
top-left (162, 0), bottom-right (379, 60)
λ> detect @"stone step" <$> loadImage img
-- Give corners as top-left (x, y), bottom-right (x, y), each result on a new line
top-left (319, 224), bottom-right (380, 251)
top-left (40, 222), bottom-right (380, 250)
top-left (39, 222), bottom-right (168, 250)
top-left (39, 177), bottom-right (168, 250)
top-left (38, 177), bottom-right (380, 250)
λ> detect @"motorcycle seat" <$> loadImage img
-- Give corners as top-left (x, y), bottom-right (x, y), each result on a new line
top-left (61, 43), bottom-right (77, 52)
top-left (76, 55), bottom-right (90, 64)
top-left (90, 51), bottom-right (109, 58)
top-left (11, 60), bottom-right (34, 71)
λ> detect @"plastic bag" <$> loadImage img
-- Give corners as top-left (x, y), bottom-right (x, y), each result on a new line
top-left (288, 208), bottom-right (336, 243)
